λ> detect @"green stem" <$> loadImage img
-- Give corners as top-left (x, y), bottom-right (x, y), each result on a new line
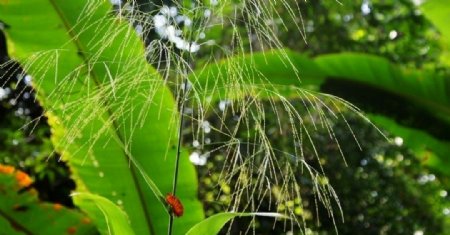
top-left (168, 76), bottom-right (189, 235)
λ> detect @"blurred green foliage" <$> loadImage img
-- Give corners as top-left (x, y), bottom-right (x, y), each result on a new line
top-left (193, 101), bottom-right (449, 234)
top-left (0, 0), bottom-right (449, 234)
top-left (0, 62), bottom-right (75, 206)
top-left (188, 0), bottom-right (450, 234)
top-left (0, 165), bottom-right (96, 234)
top-left (203, 0), bottom-right (444, 69)
top-left (284, 0), bottom-right (442, 68)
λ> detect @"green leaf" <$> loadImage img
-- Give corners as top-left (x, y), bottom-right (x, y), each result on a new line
top-left (190, 49), bottom-right (325, 100)
top-left (72, 193), bottom-right (134, 235)
top-left (0, 166), bottom-right (97, 235)
top-left (315, 53), bottom-right (450, 127)
top-left (312, 53), bottom-right (450, 173)
top-left (421, 0), bottom-right (450, 66)
top-left (368, 115), bottom-right (450, 174)
top-left (193, 50), bottom-right (450, 174)
top-left (0, 216), bottom-right (25, 235)
top-left (0, 0), bottom-right (203, 234)
top-left (186, 212), bottom-right (287, 235)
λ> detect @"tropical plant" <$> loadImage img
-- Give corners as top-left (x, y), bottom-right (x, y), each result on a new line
top-left (1, 0), bottom-right (448, 234)
top-left (0, 164), bottom-right (97, 234)
top-left (0, 0), bottom-right (307, 234)
top-left (1, 1), bottom-right (205, 234)
top-left (189, 0), bottom-right (450, 177)
top-left (192, 49), bottom-right (450, 175)
top-left (196, 103), bottom-right (448, 234)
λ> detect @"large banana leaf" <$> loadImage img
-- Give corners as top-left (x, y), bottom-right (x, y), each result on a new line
top-left (367, 114), bottom-right (450, 174)
top-left (73, 193), bottom-right (134, 235)
top-left (314, 53), bottom-right (450, 173)
top-left (0, 0), bottom-right (203, 234)
top-left (0, 165), bottom-right (97, 235)
top-left (315, 53), bottom-right (450, 135)
top-left (318, 0), bottom-right (450, 171)
top-left (190, 50), bottom-right (325, 100)
top-left (189, 0), bottom-right (450, 174)
top-left (421, 0), bottom-right (450, 66)
top-left (191, 50), bottom-right (450, 174)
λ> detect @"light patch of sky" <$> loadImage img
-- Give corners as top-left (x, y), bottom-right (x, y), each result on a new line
top-left (154, 14), bottom-right (167, 28)
top-left (192, 140), bottom-right (200, 147)
top-left (412, 0), bottom-right (425, 6)
top-left (389, 30), bottom-right (398, 40)
top-left (152, 5), bottom-right (200, 52)
top-left (202, 121), bottom-right (211, 133)
top-left (24, 75), bottom-right (32, 85)
top-left (110, 0), bottom-right (121, 5)
top-left (135, 24), bottom-right (143, 36)
top-left (184, 17), bottom-right (192, 27)
top-left (204, 9), bottom-right (212, 18)
top-left (413, 230), bottom-right (424, 235)
top-left (361, 1), bottom-right (371, 15)
top-left (444, 208), bottom-right (450, 215)
top-left (418, 174), bottom-right (436, 184)
top-left (210, 0), bottom-right (219, 6)
top-left (394, 136), bottom-right (403, 146)
top-left (189, 152), bottom-right (207, 165)
top-left (187, 42), bottom-right (200, 53)
top-left (169, 6), bottom-right (178, 17)
top-left (219, 100), bottom-right (231, 111)
top-left (0, 87), bottom-right (10, 100)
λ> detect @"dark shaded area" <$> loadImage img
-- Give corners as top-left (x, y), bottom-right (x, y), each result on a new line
top-left (0, 26), bottom-right (8, 62)
top-left (305, 113), bottom-right (445, 234)
top-left (321, 77), bottom-right (450, 141)
top-left (195, 102), bottom-right (447, 235)
top-left (0, 29), bottom-right (76, 207)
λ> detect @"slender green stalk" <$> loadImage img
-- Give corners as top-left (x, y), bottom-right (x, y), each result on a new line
top-left (168, 76), bottom-right (189, 235)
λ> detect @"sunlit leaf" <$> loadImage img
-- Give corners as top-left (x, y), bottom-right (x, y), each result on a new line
top-left (72, 193), bottom-right (134, 235)
top-left (0, 166), bottom-right (97, 235)
top-left (186, 212), bottom-right (288, 235)
top-left (0, 0), bottom-right (204, 234)
top-left (421, 0), bottom-right (450, 66)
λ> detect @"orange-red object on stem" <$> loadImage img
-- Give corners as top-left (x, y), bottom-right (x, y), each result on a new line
top-left (165, 193), bottom-right (184, 217)
top-left (15, 170), bottom-right (32, 188)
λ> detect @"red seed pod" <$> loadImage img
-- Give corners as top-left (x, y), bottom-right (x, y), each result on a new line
top-left (165, 193), bottom-right (184, 217)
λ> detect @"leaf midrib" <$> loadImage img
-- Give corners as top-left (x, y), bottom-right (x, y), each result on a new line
top-left (47, 1), bottom-right (154, 234)
top-left (0, 208), bottom-right (33, 235)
